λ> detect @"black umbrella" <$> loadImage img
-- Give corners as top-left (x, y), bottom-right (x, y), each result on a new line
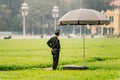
top-left (58, 8), bottom-right (110, 70)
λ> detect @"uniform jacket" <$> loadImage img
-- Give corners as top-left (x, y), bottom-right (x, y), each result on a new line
top-left (47, 36), bottom-right (60, 49)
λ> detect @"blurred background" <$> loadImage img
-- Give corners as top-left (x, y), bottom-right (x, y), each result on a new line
top-left (0, 0), bottom-right (118, 38)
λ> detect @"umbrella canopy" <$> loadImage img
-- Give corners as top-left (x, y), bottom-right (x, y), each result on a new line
top-left (58, 8), bottom-right (110, 25)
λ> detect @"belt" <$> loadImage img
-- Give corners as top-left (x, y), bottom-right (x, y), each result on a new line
top-left (53, 48), bottom-right (60, 50)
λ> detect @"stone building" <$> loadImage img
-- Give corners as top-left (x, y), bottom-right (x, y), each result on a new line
top-left (92, 0), bottom-right (120, 36)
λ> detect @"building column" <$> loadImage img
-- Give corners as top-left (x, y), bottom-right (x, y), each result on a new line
top-left (101, 27), bottom-right (103, 36)
top-left (107, 28), bottom-right (109, 35)
top-left (91, 26), bottom-right (96, 35)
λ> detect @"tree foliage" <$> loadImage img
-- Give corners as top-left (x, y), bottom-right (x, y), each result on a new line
top-left (81, 0), bottom-right (114, 11)
top-left (0, 4), bottom-right (11, 31)
top-left (0, 0), bottom-right (114, 34)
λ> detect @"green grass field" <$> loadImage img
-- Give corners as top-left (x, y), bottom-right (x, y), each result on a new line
top-left (0, 38), bottom-right (120, 80)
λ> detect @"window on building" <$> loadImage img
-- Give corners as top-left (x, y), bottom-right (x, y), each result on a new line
top-left (96, 27), bottom-right (101, 35)
top-left (109, 27), bottom-right (114, 35)
top-left (103, 27), bottom-right (107, 35)
top-left (109, 16), bottom-right (114, 22)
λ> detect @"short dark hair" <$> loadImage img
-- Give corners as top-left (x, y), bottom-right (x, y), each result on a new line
top-left (55, 33), bottom-right (60, 35)
top-left (55, 29), bottom-right (60, 35)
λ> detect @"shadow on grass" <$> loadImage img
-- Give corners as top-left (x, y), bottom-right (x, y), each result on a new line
top-left (0, 64), bottom-right (52, 71)
top-left (58, 57), bottom-right (120, 70)
top-left (86, 57), bottom-right (120, 70)
top-left (87, 57), bottom-right (107, 62)
top-left (88, 66), bottom-right (120, 70)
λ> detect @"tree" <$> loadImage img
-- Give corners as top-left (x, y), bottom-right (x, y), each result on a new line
top-left (0, 4), bottom-right (11, 31)
top-left (81, 0), bottom-right (114, 11)
top-left (11, 14), bottom-right (22, 32)
top-left (70, 0), bottom-right (83, 10)
top-left (0, 0), bottom-right (23, 32)
top-left (0, 0), bottom-right (115, 34)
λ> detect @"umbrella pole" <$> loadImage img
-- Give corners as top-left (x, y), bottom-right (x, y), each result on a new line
top-left (83, 25), bottom-right (86, 67)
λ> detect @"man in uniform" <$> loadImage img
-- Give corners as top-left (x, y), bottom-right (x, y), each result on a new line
top-left (47, 29), bottom-right (61, 70)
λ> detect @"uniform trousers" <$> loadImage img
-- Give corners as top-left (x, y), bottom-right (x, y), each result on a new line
top-left (52, 49), bottom-right (60, 70)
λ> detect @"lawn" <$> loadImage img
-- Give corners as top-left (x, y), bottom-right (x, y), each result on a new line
top-left (0, 38), bottom-right (120, 80)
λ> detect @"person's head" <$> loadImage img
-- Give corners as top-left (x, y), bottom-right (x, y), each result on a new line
top-left (55, 29), bottom-right (60, 36)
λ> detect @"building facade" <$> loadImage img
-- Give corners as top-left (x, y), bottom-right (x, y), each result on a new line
top-left (92, 8), bottom-right (120, 36)
top-left (92, 0), bottom-right (120, 36)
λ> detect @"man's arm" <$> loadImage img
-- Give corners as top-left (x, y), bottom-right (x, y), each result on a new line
top-left (47, 38), bottom-right (54, 51)
top-left (47, 38), bottom-right (52, 48)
